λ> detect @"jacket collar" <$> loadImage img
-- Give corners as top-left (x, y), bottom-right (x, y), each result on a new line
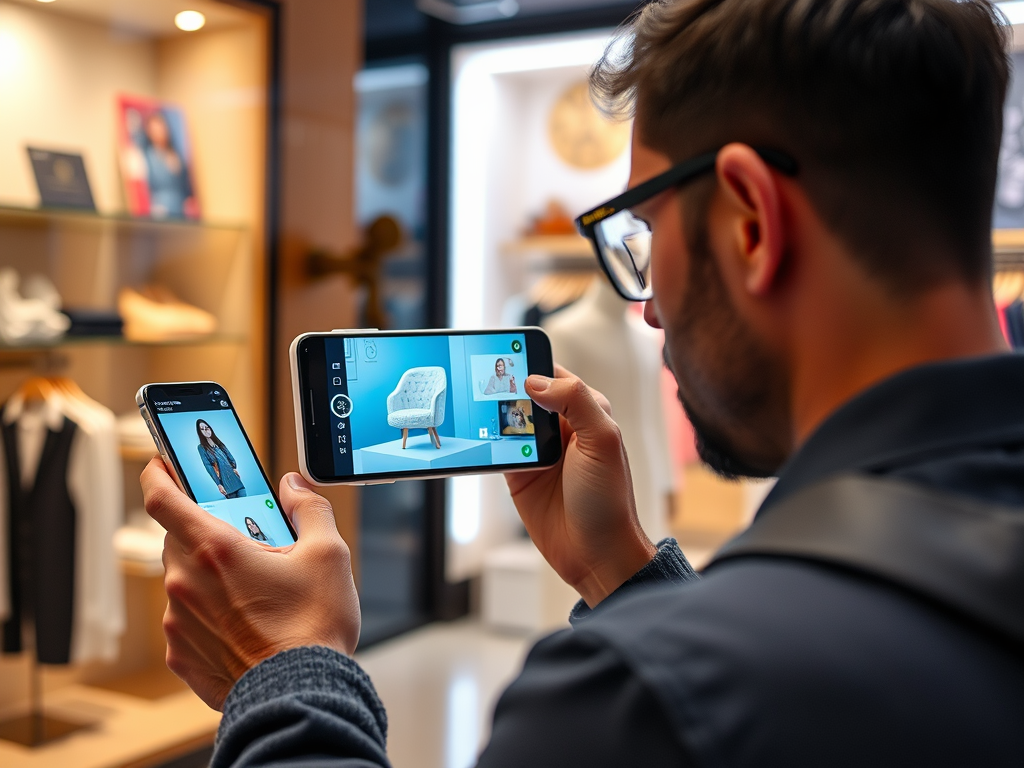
top-left (761, 354), bottom-right (1024, 514)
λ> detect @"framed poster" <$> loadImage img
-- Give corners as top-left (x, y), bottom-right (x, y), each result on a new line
top-left (116, 95), bottom-right (200, 220)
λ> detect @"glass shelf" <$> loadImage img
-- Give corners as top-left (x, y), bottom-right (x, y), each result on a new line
top-left (0, 333), bottom-right (248, 353)
top-left (0, 203), bottom-right (248, 234)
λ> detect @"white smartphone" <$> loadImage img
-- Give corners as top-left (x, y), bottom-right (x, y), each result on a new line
top-left (290, 328), bottom-right (562, 486)
top-left (137, 381), bottom-right (297, 546)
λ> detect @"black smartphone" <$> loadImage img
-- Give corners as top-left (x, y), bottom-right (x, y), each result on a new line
top-left (136, 381), bottom-right (297, 546)
top-left (290, 328), bottom-right (562, 485)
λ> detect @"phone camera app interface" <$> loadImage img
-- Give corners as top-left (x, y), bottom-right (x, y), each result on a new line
top-left (324, 333), bottom-right (538, 476)
top-left (151, 392), bottom-right (295, 546)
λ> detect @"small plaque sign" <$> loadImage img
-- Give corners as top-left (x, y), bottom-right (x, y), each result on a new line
top-left (26, 147), bottom-right (96, 211)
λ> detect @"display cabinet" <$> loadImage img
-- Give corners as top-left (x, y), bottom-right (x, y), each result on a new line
top-left (0, 0), bottom-right (276, 764)
top-left (445, 30), bottom-right (633, 583)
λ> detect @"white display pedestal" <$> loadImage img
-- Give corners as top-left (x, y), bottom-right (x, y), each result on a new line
top-left (482, 541), bottom-right (579, 634)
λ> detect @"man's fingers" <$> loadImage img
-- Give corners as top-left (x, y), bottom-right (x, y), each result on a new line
top-left (279, 473), bottom-right (343, 541)
top-left (142, 458), bottom-right (222, 553)
top-left (545, 365), bottom-right (613, 417)
top-left (525, 374), bottom-right (619, 449)
top-left (552, 363), bottom-right (573, 379)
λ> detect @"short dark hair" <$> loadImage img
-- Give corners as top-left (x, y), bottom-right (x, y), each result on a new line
top-left (592, 0), bottom-right (1010, 291)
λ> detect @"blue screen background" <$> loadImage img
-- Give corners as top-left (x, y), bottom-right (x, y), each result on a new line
top-left (156, 408), bottom-right (295, 546)
top-left (345, 334), bottom-right (457, 450)
top-left (326, 332), bottom-right (539, 476)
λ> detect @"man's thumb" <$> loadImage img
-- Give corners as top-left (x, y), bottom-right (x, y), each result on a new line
top-left (526, 374), bottom-right (617, 445)
top-left (278, 473), bottom-right (339, 539)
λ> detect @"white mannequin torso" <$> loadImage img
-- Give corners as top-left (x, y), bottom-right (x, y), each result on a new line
top-left (543, 278), bottom-right (674, 541)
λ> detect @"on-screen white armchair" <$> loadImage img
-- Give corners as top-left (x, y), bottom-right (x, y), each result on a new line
top-left (386, 366), bottom-right (447, 449)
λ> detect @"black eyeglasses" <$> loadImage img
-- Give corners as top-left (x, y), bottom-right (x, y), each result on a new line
top-left (574, 146), bottom-right (799, 301)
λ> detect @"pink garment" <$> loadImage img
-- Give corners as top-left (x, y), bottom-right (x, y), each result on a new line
top-left (628, 303), bottom-right (699, 479)
top-left (995, 294), bottom-right (1012, 346)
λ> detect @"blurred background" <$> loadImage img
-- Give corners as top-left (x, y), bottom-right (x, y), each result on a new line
top-left (0, 0), bottom-right (1022, 766)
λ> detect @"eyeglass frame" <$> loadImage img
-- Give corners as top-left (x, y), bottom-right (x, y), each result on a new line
top-left (574, 145), bottom-right (800, 302)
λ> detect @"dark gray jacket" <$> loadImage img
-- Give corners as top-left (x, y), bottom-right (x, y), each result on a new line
top-left (214, 354), bottom-right (1024, 767)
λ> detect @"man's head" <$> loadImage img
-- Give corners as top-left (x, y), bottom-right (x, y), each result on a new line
top-left (593, 0), bottom-right (1009, 477)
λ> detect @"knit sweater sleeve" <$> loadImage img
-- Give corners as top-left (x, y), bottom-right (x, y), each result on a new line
top-left (213, 646), bottom-right (390, 768)
top-left (568, 537), bottom-right (700, 626)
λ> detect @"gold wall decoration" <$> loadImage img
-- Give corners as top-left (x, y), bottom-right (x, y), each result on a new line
top-left (547, 81), bottom-right (631, 170)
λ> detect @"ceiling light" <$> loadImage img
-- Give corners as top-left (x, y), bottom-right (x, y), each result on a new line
top-left (174, 10), bottom-right (206, 32)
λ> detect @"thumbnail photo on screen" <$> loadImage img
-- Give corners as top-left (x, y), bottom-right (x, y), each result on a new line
top-left (157, 408), bottom-right (293, 546)
top-left (324, 333), bottom-right (539, 476)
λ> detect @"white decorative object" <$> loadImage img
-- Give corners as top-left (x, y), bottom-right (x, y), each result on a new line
top-left (386, 366), bottom-right (447, 449)
top-left (0, 269), bottom-right (70, 344)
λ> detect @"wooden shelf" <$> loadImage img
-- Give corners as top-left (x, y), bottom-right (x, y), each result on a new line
top-left (0, 204), bottom-right (247, 235)
top-left (0, 334), bottom-right (247, 354)
top-left (501, 235), bottom-right (597, 273)
top-left (502, 234), bottom-right (592, 258)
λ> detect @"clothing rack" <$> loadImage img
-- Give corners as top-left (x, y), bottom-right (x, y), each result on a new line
top-left (0, 349), bottom-right (69, 372)
top-left (0, 372), bottom-right (101, 747)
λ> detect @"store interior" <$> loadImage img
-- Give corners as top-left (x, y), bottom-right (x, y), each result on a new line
top-left (0, 0), bottom-right (1023, 766)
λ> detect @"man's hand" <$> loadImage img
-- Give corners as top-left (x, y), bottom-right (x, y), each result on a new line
top-left (217, 484), bottom-right (226, 496)
top-left (506, 366), bottom-right (657, 608)
top-left (142, 460), bottom-right (360, 711)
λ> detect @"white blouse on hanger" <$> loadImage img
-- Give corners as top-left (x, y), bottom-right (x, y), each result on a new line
top-left (0, 391), bottom-right (125, 664)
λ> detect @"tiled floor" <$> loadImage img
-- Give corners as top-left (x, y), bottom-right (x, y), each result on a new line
top-left (355, 620), bottom-right (536, 768)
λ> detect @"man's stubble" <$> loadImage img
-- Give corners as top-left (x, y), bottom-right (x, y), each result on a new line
top-left (661, 194), bottom-right (792, 480)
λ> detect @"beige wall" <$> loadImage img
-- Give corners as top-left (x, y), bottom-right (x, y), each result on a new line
top-left (273, 0), bottom-right (363, 555)
top-left (0, 2), bottom-right (271, 454)
top-left (0, 0), bottom-right (158, 211)
top-left (158, 20), bottom-right (271, 453)
top-left (0, 0), bottom-right (273, 719)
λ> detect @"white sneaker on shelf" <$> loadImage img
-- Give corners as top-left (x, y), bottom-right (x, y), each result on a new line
top-left (0, 269), bottom-right (71, 344)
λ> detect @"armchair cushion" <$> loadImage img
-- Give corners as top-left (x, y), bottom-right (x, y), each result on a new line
top-left (386, 367), bottom-right (447, 430)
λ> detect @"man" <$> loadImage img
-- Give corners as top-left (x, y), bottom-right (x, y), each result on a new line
top-left (143, 0), bottom-right (1024, 765)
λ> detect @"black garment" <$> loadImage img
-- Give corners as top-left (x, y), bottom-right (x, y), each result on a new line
top-left (1, 414), bottom-right (79, 664)
top-left (212, 354), bottom-right (1024, 767)
top-left (1005, 300), bottom-right (1024, 348)
top-left (62, 308), bottom-right (124, 337)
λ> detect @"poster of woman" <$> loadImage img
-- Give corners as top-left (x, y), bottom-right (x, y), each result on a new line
top-left (117, 94), bottom-right (200, 220)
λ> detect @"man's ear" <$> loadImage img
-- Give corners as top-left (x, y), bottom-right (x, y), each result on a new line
top-left (715, 143), bottom-right (788, 296)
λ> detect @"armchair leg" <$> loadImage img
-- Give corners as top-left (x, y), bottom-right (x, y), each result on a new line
top-left (429, 427), bottom-right (441, 449)
top-left (402, 428), bottom-right (408, 449)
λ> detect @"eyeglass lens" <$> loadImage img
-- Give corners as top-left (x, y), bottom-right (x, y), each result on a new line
top-left (594, 209), bottom-right (653, 300)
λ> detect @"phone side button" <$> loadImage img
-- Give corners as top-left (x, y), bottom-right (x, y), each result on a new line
top-left (363, 480), bottom-right (396, 485)
top-left (147, 425), bottom-right (165, 453)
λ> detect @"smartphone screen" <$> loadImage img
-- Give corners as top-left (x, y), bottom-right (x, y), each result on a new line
top-left (295, 329), bottom-right (561, 483)
top-left (139, 382), bottom-right (297, 546)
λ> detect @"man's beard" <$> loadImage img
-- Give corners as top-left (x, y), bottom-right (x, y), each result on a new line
top-left (662, 215), bottom-right (791, 480)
